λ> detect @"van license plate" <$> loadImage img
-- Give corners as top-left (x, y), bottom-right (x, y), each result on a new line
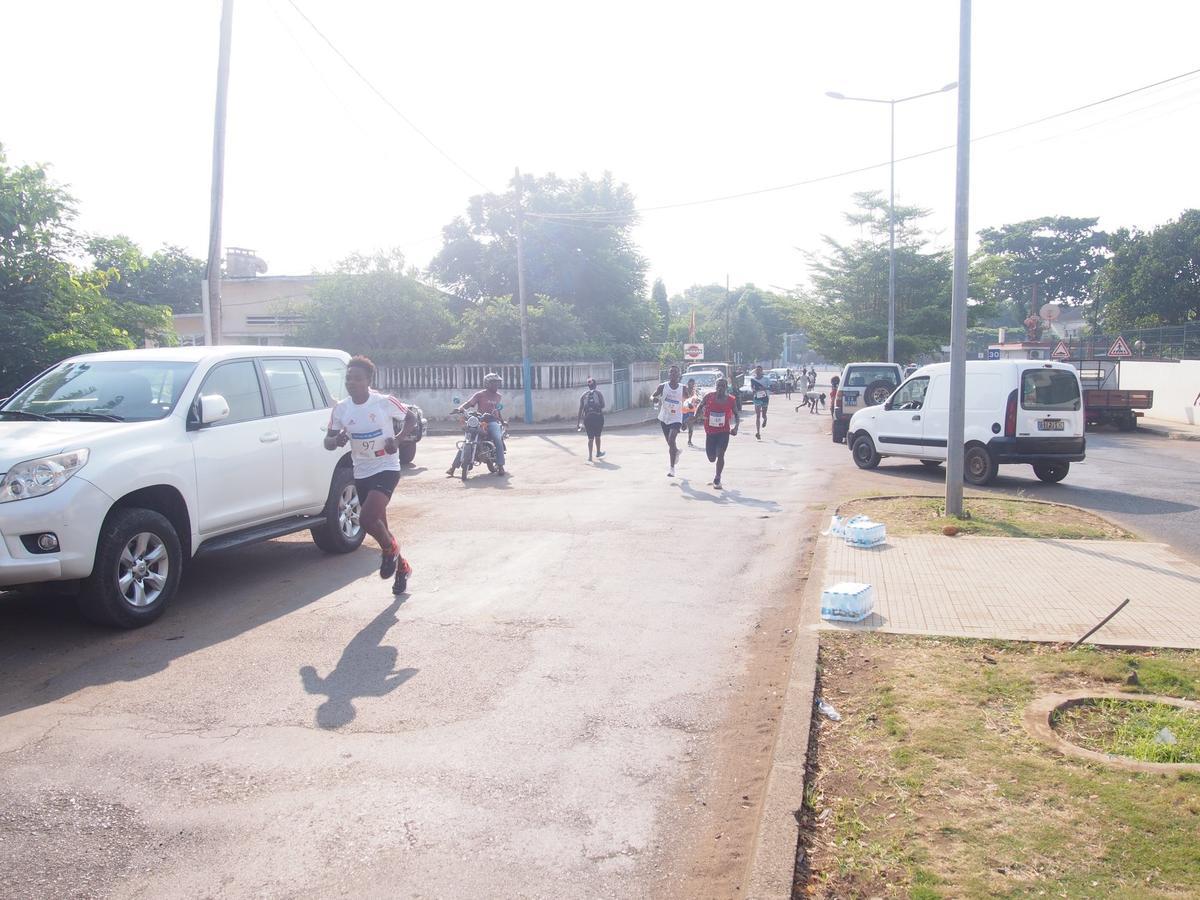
top-left (1038, 419), bottom-right (1065, 431)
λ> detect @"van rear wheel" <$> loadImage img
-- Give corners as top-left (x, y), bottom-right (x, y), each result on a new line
top-left (1033, 461), bottom-right (1069, 483)
top-left (963, 445), bottom-right (998, 486)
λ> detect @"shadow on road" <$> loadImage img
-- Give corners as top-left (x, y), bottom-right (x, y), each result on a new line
top-left (536, 435), bottom-right (578, 456)
top-left (0, 539), bottom-right (377, 718)
top-left (859, 462), bottom-right (1200, 517)
top-left (591, 459), bottom-right (621, 470)
top-left (299, 597), bottom-right (417, 728)
top-left (677, 479), bottom-right (783, 512)
top-left (1048, 540), bottom-right (1200, 587)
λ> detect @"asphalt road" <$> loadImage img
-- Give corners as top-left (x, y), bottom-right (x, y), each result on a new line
top-left (838, 428), bottom-right (1200, 561)
top-left (0, 407), bottom-right (840, 900)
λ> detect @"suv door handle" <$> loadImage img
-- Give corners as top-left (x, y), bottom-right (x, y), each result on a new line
top-left (259, 432), bottom-right (280, 443)
top-left (912, 415), bottom-right (921, 421)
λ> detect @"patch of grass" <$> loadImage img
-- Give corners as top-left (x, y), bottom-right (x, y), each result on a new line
top-left (837, 495), bottom-right (1135, 540)
top-left (1054, 698), bottom-right (1200, 764)
top-left (800, 633), bottom-right (1200, 899)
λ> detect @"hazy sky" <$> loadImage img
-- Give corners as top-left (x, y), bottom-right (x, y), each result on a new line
top-left (4, 1), bottom-right (1198, 296)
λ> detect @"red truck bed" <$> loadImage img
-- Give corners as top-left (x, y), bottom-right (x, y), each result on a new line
top-left (1084, 389), bottom-right (1154, 410)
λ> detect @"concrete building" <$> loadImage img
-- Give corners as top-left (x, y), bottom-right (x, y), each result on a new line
top-left (174, 275), bottom-right (317, 346)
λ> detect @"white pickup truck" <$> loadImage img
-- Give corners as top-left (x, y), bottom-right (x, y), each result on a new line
top-left (0, 346), bottom-right (424, 627)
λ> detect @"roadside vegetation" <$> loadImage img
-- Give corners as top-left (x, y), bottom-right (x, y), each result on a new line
top-left (799, 633), bottom-right (1200, 899)
top-left (837, 495), bottom-right (1135, 541)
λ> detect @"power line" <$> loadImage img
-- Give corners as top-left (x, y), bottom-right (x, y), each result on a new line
top-left (530, 64), bottom-right (1200, 220)
top-left (284, 0), bottom-right (491, 192)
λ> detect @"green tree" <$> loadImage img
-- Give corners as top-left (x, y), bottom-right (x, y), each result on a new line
top-left (429, 170), bottom-right (653, 347)
top-left (88, 235), bottom-right (206, 313)
top-left (1096, 211), bottom-right (1200, 328)
top-left (0, 147), bottom-right (174, 393)
top-left (799, 192), bottom-right (951, 363)
top-left (651, 277), bottom-right (670, 340)
top-left (974, 216), bottom-right (1108, 312)
top-left (297, 251), bottom-right (456, 361)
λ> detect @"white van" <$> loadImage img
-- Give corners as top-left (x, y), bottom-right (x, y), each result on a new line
top-left (845, 360), bottom-right (1086, 485)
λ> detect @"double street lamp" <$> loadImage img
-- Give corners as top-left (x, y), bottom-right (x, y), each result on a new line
top-left (826, 82), bottom-right (958, 364)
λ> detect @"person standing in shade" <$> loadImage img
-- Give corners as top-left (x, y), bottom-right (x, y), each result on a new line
top-left (651, 365), bottom-right (685, 477)
top-left (696, 376), bottom-right (740, 489)
top-left (749, 364), bottom-right (771, 440)
top-left (576, 377), bottom-right (606, 462)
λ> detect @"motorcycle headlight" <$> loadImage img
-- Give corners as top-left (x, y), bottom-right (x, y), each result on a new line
top-left (0, 449), bottom-right (90, 503)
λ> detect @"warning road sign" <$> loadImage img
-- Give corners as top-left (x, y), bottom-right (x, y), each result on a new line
top-left (1051, 340), bottom-right (1071, 360)
top-left (1107, 335), bottom-right (1133, 358)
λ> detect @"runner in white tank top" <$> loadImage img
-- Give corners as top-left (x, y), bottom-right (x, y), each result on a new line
top-left (652, 365), bottom-right (685, 477)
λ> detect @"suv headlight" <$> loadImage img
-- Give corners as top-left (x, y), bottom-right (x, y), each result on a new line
top-left (0, 449), bottom-right (90, 503)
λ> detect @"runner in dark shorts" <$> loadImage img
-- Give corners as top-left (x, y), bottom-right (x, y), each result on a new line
top-left (652, 365), bottom-right (685, 477)
top-left (697, 377), bottom-right (740, 489)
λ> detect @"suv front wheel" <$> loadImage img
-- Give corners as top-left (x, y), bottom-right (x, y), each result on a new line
top-left (79, 508), bottom-right (182, 628)
top-left (310, 466), bottom-right (366, 554)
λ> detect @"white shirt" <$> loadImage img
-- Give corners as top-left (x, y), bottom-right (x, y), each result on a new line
top-left (658, 381), bottom-right (684, 424)
top-left (328, 390), bottom-right (409, 478)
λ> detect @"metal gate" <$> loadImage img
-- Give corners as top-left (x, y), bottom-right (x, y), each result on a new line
top-left (611, 367), bottom-right (631, 412)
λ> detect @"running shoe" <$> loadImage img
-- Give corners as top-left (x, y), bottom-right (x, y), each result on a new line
top-left (668, 466), bottom-right (675, 477)
top-left (392, 557), bottom-right (412, 595)
top-left (713, 480), bottom-right (722, 490)
top-left (597, 451), bottom-right (606, 458)
top-left (380, 540), bottom-right (400, 579)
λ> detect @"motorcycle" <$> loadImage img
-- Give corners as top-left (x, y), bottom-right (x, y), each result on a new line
top-left (452, 400), bottom-right (507, 482)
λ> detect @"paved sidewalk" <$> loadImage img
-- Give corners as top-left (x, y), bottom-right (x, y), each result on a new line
top-left (1139, 415), bottom-right (1200, 441)
top-left (817, 534), bottom-right (1200, 648)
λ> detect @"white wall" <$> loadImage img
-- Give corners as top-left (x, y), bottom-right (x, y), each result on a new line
top-left (1121, 360), bottom-right (1200, 424)
top-left (387, 386), bottom-right (603, 423)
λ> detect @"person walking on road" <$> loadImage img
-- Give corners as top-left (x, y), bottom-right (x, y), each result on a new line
top-left (696, 376), bottom-right (739, 489)
top-left (576, 377), bottom-right (607, 462)
top-left (652, 365), bottom-right (685, 477)
top-left (449, 373), bottom-right (508, 477)
top-left (325, 355), bottom-right (417, 594)
top-left (828, 374), bottom-right (840, 422)
top-left (749, 365), bottom-right (770, 440)
top-left (682, 377), bottom-right (700, 446)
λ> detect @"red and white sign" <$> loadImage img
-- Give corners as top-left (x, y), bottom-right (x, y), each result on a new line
top-left (1107, 335), bottom-right (1133, 358)
top-left (1051, 340), bottom-right (1071, 360)
top-left (683, 343), bottom-right (704, 361)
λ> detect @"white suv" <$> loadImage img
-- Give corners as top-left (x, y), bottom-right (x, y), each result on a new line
top-left (0, 347), bottom-right (391, 627)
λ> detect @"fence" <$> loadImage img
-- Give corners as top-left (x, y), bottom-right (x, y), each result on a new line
top-left (1062, 324), bottom-right (1200, 361)
top-left (377, 362), bottom-right (613, 393)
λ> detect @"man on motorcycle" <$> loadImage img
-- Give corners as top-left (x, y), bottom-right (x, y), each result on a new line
top-left (448, 372), bottom-right (508, 477)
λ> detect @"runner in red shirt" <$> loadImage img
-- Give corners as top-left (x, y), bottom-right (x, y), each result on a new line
top-left (696, 377), bottom-right (740, 489)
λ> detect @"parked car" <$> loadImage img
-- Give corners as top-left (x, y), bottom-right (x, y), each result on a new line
top-left (845, 360), bottom-right (1086, 486)
top-left (831, 362), bottom-right (904, 443)
top-left (0, 346), bottom-right (423, 628)
top-left (768, 368), bottom-right (794, 392)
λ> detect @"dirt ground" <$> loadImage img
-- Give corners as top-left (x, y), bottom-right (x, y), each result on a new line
top-left (797, 632), bottom-right (1200, 899)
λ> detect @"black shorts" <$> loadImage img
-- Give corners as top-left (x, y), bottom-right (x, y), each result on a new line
top-left (355, 469), bottom-right (400, 501)
top-left (705, 431), bottom-right (730, 462)
top-left (584, 412), bottom-right (604, 438)
top-left (660, 421), bottom-right (682, 441)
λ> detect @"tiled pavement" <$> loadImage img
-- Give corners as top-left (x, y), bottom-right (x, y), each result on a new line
top-left (817, 534), bottom-right (1200, 648)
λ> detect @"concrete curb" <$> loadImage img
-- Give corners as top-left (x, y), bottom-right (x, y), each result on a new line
top-left (743, 508), bottom-right (832, 898)
top-left (1137, 421), bottom-right (1200, 441)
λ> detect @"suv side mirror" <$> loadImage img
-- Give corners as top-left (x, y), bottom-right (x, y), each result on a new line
top-left (198, 394), bottom-right (230, 426)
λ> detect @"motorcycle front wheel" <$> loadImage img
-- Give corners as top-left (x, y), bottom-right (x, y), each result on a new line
top-left (460, 443), bottom-right (475, 482)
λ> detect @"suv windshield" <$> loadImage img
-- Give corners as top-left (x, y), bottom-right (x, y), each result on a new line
top-left (1021, 369), bottom-right (1081, 411)
top-left (3, 360), bottom-right (197, 422)
top-left (687, 372), bottom-right (719, 389)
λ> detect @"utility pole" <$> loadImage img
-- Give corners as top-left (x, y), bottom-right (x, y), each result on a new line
top-left (945, 0), bottom-right (973, 516)
top-left (206, 0), bottom-right (234, 346)
top-left (514, 168), bottom-right (534, 423)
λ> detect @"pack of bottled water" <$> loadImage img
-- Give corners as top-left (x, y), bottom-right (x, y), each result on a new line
top-left (844, 518), bottom-right (887, 548)
top-left (824, 514), bottom-right (869, 538)
top-left (820, 582), bottom-right (874, 622)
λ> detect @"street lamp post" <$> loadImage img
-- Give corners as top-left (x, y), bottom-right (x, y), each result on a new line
top-left (826, 82), bottom-right (957, 364)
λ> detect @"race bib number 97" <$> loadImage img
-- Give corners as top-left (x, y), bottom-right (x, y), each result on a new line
top-left (350, 429), bottom-right (387, 460)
